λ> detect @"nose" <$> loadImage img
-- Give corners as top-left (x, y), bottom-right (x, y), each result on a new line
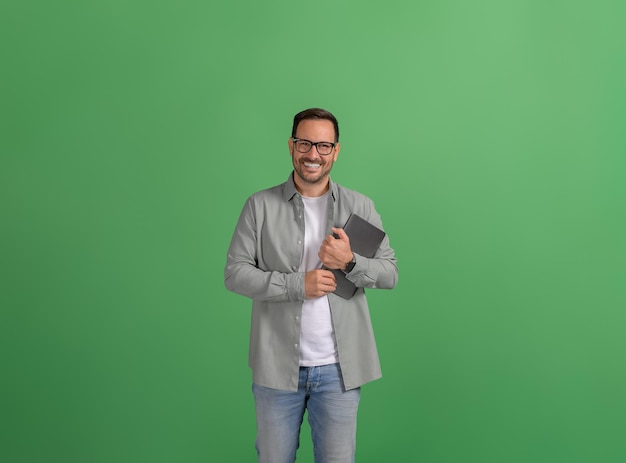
top-left (304, 144), bottom-right (322, 159)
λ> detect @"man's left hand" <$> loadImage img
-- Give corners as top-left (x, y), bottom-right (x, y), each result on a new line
top-left (319, 227), bottom-right (353, 270)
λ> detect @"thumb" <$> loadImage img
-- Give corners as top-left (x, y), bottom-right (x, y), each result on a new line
top-left (331, 227), bottom-right (349, 241)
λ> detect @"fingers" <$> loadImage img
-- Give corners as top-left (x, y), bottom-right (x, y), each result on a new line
top-left (319, 229), bottom-right (352, 269)
top-left (316, 269), bottom-right (336, 290)
top-left (305, 269), bottom-right (336, 299)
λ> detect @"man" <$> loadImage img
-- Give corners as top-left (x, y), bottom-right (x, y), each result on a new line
top-left (224, 108), bottom-right (398, 463)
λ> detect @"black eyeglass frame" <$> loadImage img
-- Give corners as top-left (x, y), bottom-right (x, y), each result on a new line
top-left (292, 138), bottom-right (337, 156)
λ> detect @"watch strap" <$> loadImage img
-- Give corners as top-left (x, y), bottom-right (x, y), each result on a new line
top-left (343, 255), bottom-right (356, 274)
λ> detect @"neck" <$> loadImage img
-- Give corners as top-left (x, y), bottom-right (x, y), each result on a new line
top-left (293, 173), bottom-right (330, 197)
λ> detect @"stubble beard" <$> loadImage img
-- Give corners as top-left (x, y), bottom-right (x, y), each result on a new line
top-left (294, 157), bottom-right (333, 185)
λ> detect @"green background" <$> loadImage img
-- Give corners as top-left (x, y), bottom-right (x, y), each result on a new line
top-left (2, 0), bottom-right (625, 462)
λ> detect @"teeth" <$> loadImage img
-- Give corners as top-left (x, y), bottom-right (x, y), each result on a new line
top-left (304, 163), bottom-right (320, 168)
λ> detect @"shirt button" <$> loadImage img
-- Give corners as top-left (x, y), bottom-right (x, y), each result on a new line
top-left (292, 266), bottom-right (297, 271)
top-left (294, 344), bottom-right (299, 349)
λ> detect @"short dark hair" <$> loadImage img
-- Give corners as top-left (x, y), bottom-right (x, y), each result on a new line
top-left (291, 108), bottom-right (340, 143)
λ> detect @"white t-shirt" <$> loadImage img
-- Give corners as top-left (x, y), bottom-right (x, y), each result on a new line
top-left (299, 192), bottom-right (339, 366)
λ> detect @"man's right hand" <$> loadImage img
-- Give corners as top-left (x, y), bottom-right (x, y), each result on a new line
top-left (304, 269), bottom-right (337, 299)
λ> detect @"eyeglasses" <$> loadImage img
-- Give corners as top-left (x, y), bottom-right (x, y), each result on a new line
top-left (292, 138), bottom-right (336, 156)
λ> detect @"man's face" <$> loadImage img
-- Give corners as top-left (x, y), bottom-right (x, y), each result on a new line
top-left (288, 119), bottom-right (340, 189)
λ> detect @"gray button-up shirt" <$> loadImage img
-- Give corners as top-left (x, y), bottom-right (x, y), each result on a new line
top-left (225, 173), bottom-right (398, 391)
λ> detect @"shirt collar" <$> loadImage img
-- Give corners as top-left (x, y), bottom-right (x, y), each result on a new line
top-left (283, 172), bottom-right (338, 202)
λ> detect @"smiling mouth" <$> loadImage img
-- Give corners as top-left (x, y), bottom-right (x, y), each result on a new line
top-left (303, 162), bottom-right (321, 169)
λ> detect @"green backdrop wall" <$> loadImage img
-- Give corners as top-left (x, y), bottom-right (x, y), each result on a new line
top-left (2, 1), bottom-right (625, 462)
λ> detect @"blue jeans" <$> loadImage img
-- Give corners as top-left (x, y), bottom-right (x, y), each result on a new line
top-left (252, 363), bottom-right (361, 463)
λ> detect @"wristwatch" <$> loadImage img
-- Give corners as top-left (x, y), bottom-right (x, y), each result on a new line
top-left (343, 254), bottom-right (356, 274)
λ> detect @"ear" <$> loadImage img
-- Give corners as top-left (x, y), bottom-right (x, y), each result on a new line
top-left (333, 142), bottom-right (341, 161)
top-left (288, 137), bottom-right (294, 155)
